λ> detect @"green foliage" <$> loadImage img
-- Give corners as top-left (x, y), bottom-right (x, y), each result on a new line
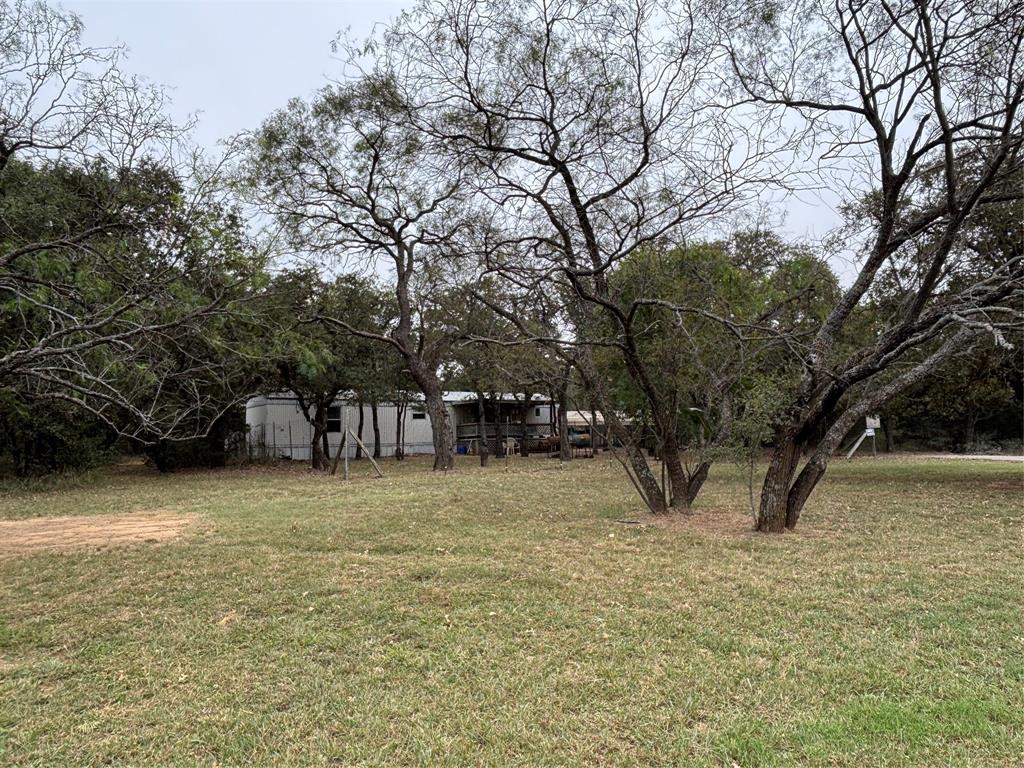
top-left (444, 279), bottom-right (558, 397)
top-left (602, 231), bottom-right (839, 454)
top-left (265, 268), bottom-right (403, 405)
top-left (2, 157), bottom-right (270, 470)
top-left (0, 393), bottom-right (117, 477)
top-left (884, 343), bottom-right (1022, 452)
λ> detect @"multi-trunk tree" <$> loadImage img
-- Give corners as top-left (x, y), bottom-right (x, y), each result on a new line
top-left (600, 233), bottom-right (840, 507)
top-left (364, 0), bottom-right (798, 512)
top-left (725, 0), bottom-right (1024, 531)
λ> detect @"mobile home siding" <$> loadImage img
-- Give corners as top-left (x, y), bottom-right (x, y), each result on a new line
top-left (245, 395), bottom-right (448, 461)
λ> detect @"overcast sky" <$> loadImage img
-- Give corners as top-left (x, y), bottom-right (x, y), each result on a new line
top-left (60, 1), bottom-right (408, 149)
top-left (60, 0), bottom-right (848, 270)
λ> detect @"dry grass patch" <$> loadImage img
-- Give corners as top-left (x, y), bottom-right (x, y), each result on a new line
top-left (0, 511), bottom-right (195, 556)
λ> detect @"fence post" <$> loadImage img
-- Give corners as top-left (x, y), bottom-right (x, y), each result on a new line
top-left (343, 407), bottom-right (350, 480)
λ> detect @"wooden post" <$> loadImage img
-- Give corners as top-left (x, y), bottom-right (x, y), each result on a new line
top-left (271, 422), bottom-right (276, 458)
top-left (287, 423), bottom-right (293, 460)
top-left (349, 430), bottom-right (384, 478)
top-left (845, 431), bottom-right (868, 459)
top-left (521, 401), bottom-right (528, 458)
top-left (343, 407), bottom-right (350, 480)
top-left (661, 453), bottom-right (667, 508)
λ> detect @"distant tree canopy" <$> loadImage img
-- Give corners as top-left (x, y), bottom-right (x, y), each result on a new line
top-left (0, 0), bottom-right (267, 472)
top-left (595, 233), bottom-right (842, 499)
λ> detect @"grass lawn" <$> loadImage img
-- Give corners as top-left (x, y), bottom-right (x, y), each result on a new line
top-left (1, 456), bottom-right (1022, 767)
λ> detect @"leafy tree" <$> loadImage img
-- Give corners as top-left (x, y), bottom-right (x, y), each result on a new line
top-left (601, 233), bottom-right (840, 506)
top-left (266, 269), bottom-right (399, 470)
top-left (884, 345), bottom-right (1021, 452)
top-left (1, 0), bottom-right (258, 443)
top-left (0, 391), bottom-right (117, 476)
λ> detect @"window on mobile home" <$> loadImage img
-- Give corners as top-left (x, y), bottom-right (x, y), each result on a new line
top-left (326, 406), bottom-right (342, 433)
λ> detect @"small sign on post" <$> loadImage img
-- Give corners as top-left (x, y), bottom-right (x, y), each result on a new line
top-left (846, 415), bottom-right (883, 459)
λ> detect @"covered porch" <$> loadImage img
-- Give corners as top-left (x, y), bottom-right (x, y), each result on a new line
top-left (447, 393), bottom-right (556, 455)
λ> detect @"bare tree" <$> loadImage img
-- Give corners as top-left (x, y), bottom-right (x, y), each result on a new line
top-left (246, 75), bottom-right (474, 470)
top-left (369, 0), bottom-right (796, 512)
top-left (725, 0), bottom-right (1024, 531)
top-left (0, 0), bottom-right (255, 440)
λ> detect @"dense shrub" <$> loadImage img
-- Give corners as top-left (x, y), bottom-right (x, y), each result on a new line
top-left (0, 394), bottom-right (118, 477)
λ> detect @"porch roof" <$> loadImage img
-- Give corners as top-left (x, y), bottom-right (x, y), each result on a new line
top-left (443, 392), bottom-right (550, 404)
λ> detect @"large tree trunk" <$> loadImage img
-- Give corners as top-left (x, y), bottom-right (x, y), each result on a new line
top-left (424, 386), bottom-right (455, 470)
top-left (626, 443), bottom-right (668, 514)
top-left (371, 400), bottom-right (381, 458)
top-left (785, 456), bottom-right (827, 529)
top-left (475, 391), bottom-right (490, 467)
top-left (756, 429), bottom-right (803, 532)
top-left (394, 400), bottom-right (405, 461)
top-left (660, 430), bottom-right (690, 511)
top-left (310, 402), bottom-right (331, 471)
top-left (781, 417), bottom-right (858, 530)
top-left (403, 356), bottom-right (455, 470)
top-left (311, 427), bottom-right (328, 471)
top-left (684, 460), bottom-right (711, 507)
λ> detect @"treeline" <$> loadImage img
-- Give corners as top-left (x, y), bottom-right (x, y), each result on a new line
top-left (1, 0), bottom-right (1021, 533)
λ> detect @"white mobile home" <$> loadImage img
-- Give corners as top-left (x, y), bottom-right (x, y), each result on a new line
top-left (245, 393), bottom-right (439, 461)
top-left (245, 391), bottom-right (557, 461)
top-left (446, 392), bottom-right (556, 453)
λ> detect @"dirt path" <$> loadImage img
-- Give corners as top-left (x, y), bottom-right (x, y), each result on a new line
top-left (916, 453), bottom-right (1024, 463)
top-left (0, 512), bottom-right (195, 556)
